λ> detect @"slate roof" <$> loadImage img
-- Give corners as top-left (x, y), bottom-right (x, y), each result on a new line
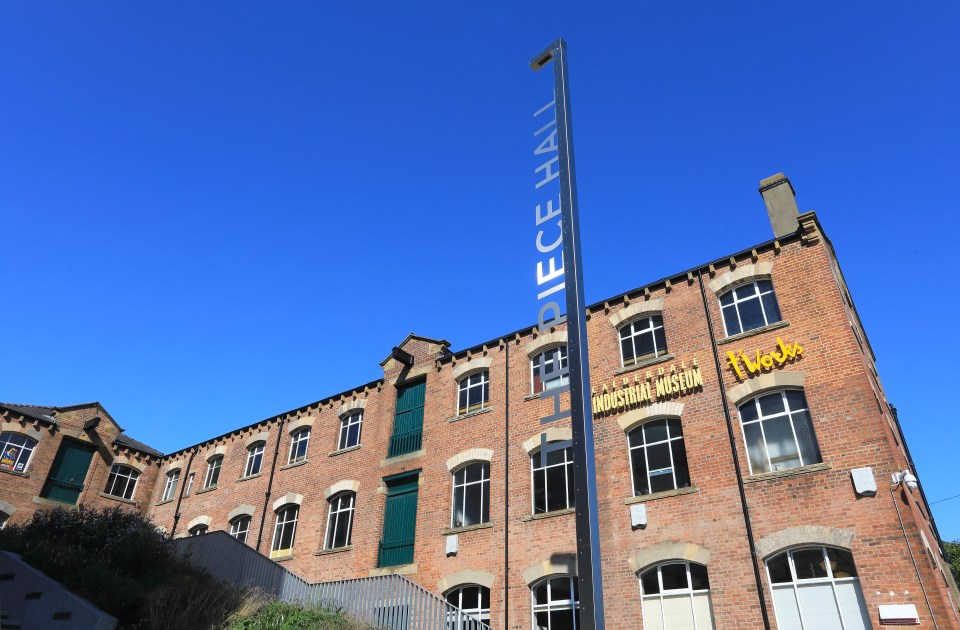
top-left (113, 433), bottom-right (163, 458)
top-left (0, 403), bottom-right (59, 425)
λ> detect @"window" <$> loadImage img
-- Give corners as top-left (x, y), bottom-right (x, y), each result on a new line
top-left (324, 492), bottom-right (355, 549)
top-left (230, 516), bottom-right (251, 544)
top-left (161, 470), bottom-right (180, 502)
top-left (458, 371), bottom-right (489, 415)
top-left (338, 412), bottom-right (363, 451)
top-left (271, 504), bottom-right (299, 558)
top-left (0, 510), bottom-right (9, 530)
top-left (629, 419), bottom-right (691, 496)
top-left (532, 445), bottom-right (574, 514)
top-left (103, 465), bottom-right (139, 501)
top-left (288, 428), bottom-right (310, 465)
top-left (451, 462), bottom-right (490, 528)
top-left (767, 547), bottom-right (871, 630)
top-left (532, 346), bottom-right (569, 394)
top-left (203, 456), bottom-right (222, 489)
top-left (184, 472), bottom-right (195, 496)
top-left (445, 585), bottom-right (491, 628)
top-left (0, 432), bottom-right (37, 473)
top-left (719, 279), bottom-right (782, 336)
top-left (640, 562), bottom-right (714, 630)
top-left (189, 524), bottom-right (208, 536)
top-left (620, 315), bottom-right (668, 367)
top-left (245, 443), bottom-right (264, 477)
top-left (532, 576), bottom-right (580, 629)
top-left (739, 390), bottom-right (821, 475)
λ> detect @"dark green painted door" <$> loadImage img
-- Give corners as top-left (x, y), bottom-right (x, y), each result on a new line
top-left (388, 381), bottom-right (425, 457)
top-left (41, 440), bottom-right (96, 504)
top-left (377, 474), bottom-right (419, 567)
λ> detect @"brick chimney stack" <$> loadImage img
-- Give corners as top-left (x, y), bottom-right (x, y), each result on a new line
top-left (759, 173), bottom-right (800, 238)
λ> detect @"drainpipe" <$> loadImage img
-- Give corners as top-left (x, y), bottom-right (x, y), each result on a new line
top-left (256, 417), bottom-right (287, 552)
top-left (503, 337), bottom-right (510, 630)
top-left (697, 270), bottom-right (771, 630)
top-left (170, 448), bottom-right (197, 538)
top-left (890, 474), bottom-right (939, 630)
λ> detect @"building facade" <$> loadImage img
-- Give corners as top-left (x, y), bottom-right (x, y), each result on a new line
top-left (2, 174), bottom-right (958, 629)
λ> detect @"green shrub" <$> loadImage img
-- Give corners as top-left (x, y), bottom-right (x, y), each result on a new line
top-left (226, 600), bottom-right (375, 629)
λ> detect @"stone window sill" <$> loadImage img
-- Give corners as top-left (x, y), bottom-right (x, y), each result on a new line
top-left (329, 445), bottom-right (361, 457)
top-left (315, 545), bottom-right (353, 556)
top-left (0, 468), bottom-right (30, 478)
top-left (272, 554), bottom-right (294, 562)
top-left (744, 461), bottom-right (831, 483)
top-left (99, 492), bottom-right (137, 506)
top-left (615, 354), bottom-right (676, 376)
top-left (624, 485), bottom-right (698, 504)
top-left (196, 485), bottom-right (218, 495)
top-left (380, 449), bottom-right (425, 467)
top-left (281, 459), bottom-right (309, 471)
top-left (237, 473), bottom-right (262, 483)
top-left (369, 563), bottom-right (417, 577)
top-left (447, 407), bottom-right (493, 423)
top-left (32, 496), bottom-right (77, 509)
top-left (441, 522), bottom-right (494, 536)
top-left (523, 392), bottom-right (541, 401)
top-left (522, 507), bottom-right (575, 522)
top-left (155, 498), bottom-right (175, 507)
top-left (717, 320), bottom-right (791, 346)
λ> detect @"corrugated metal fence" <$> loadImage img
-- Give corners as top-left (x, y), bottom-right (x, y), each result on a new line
top-left (174, 532), bottom-right (492, 629)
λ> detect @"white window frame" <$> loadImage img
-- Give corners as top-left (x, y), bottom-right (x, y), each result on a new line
top-left (324, 491), bottom-right (356, 549)
top-left (639, 561), bottom-right (714, 630)
top-left (451, 462), bottom-right (490, 528)
top-left (445, 584), bottom-right (491, 628)
top-left (104, 464), bottom-right (139, 501)
top-left (203, 456), bottom-right (222, 489)
top-left (288, 428), bottom-right (311, 465)
top-left (619, 314), bottom-right (667, 367)
top-left (184, 472), bottom-right (195, 496)
top-left (457, 370), bottom-right (490, 416)
top-left (189, 524), bottom-right (208, 536)
top-left (531, 346), bottom-right (569, 394)
top-left (531, 575), bottom-right (580, 630)
top-left (338, 412), bottom-right (363, 451)
top-left (270, 504), bottom-right (299, 558)
top-left (628, 419), bottom-right (690, 496)
top-left (738, 390), bottom-right (821, 475)
top-left (244, 443), bottom-right (265, 477)
top-left (0, 432), bottom-right (38, 473)
top-left (719, 279), bottom-right (781, 336)
top-left (161, 470), bottom-right (180, 502)
top-left (531, 445), bottom-right (574, 514)
top-left (230, 515), bottom-right (251, 544)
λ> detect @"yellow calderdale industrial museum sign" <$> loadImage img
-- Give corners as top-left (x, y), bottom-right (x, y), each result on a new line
top-left (726, 337), bottom-right (803, 380)
top-left (591, 360), bottom-right (704, 417)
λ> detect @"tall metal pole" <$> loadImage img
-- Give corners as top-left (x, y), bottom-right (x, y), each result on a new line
top-left (531, 37), bottom-right (605, 630)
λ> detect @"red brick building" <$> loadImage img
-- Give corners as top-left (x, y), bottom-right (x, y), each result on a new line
top-left (3, 174), bottom-right (958, 629)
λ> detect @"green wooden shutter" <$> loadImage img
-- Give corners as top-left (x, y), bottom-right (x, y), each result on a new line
top-left (377, 473), bottom-right (419, 567)
top-left (388, 381), bottom-right (425, 457)
top-left (41, 440), bottom-right (96, 505)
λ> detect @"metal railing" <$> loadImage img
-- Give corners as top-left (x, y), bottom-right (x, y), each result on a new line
top-left (387, 428), bottom-right (422, 457)
top-left (174, 532), bottom-right (492, 629)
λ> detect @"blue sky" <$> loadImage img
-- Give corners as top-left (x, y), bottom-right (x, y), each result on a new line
top-left (3, 3), bottom-right (958, 539)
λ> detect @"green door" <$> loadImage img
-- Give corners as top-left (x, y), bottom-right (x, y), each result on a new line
top-left (377, 473), bottom-right (419, 567)
top-left (388, 381), bottom-right (425, 457)
top-left (41, 440), bottom-right (96, 504)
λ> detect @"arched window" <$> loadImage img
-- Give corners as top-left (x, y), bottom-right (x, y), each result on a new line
top-left (161, 469), bottom-right (180, 502)
top-left (324, 492), bottom-right (355, 549)
top-left (639, 562), bottom-right (714, 629)
top-left (532, 575), bottom-right (579, 629)
top-left (288, 428), bottom-right (311, 465)
top-left (531, 444), bottom-right (574, 514)
top-left (271, 504), bottom-right (299, 558)
top-left (339, 411), bottom-right (363, 450)
top-left (445, 584), bottom-right (491, 628)
top-left (531, 346), bottom-right (568, 394)
top-left (738, 390), bottom-right (821, 475)
top-left (766, 547), bottom-right (871, 630)
top-left (203, 455), bottom-right (222, 489)
top-left (245, 442), bottom-right (264, 477)
top-left (628, 418), bottom-right (691, 496)
top-left (230, 515), bottom-right (251, 543)
top-left (103, 464), bottom-right (140, 500)
top-left (457, 371), bottom-right (489, 415)
top-left (451, 462), bottom-right (490, 528)
top-left (719, 279), bottom-right (782, 336)
top-left (0, 432), bottom-right (38, 473)
top-left (620, 315), bottom-right (667, 367)
top-left (189, 524), bottom-right (208, 536)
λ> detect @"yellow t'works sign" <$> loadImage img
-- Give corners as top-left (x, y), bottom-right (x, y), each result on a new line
top-left (591, 360), bottom-right (704, 417)
top-left (726, 337), bottom-right (803, 380)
